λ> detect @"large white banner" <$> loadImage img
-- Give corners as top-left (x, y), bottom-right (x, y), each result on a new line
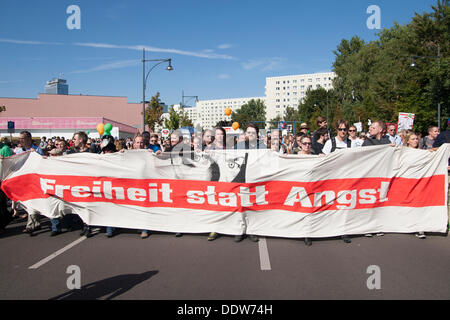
top-left (1, 145), bottom-right (449, 238)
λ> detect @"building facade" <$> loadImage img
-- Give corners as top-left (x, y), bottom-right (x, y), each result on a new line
top-left (184, 96), bottom-right (266, 129)
top-left (265, 72), bottom-right (335, 122)
top-left (45, 78), bottom-right (69, 95)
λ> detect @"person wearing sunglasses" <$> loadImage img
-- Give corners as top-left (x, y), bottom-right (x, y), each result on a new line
top-left (347, 125), bottom-right (364, 148)
top-left (322, 120), bottom-right (352, 155)
top-left (362, 121), bottom-right (392, 147)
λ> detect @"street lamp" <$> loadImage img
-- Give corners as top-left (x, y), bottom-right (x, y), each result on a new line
top-left (142, 48), bottom-right (173, 132)
top-left (410, 44), bottom-right (441, 130)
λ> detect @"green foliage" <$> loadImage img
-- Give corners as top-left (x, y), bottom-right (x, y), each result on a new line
top-left (231, 99), bottom-right (266, 130)
top-left (164, 105), bottom-right (193, 130)
top-left (145, 92), bottom-right (163, 131)
top-left (329, 0), bottom-right (449, 133)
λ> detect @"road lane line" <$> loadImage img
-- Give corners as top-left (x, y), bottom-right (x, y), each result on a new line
top-left (29, 236), bottom-right (87, 269)
top-left (258, 237), bottom-right (271, 271)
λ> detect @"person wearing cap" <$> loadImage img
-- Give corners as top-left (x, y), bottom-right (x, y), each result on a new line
top-left (299, 123), bottom-right (309, 135)
top-left (100, 135), bottom-right (118, 238)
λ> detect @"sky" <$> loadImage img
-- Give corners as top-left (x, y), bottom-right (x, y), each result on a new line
top-left (0, 0), bottom-right (439, 107)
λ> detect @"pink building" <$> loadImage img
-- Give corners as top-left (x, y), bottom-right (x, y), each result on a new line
top-left (0, 93), bottom-right (144, 138)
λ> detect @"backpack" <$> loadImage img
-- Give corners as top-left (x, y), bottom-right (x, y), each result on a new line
top-left (331, 137), bottom-right (351, 153)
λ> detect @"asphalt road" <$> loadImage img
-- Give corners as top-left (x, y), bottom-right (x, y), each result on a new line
top-left (1, 216), bottom-right (449, 300)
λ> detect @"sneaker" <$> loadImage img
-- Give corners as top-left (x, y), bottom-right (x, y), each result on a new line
top-left (376, 233), bottom-right (384, 237)
top-left (342, 235), bottom-right (351, 243)
top-left (140, 231), bottom-right (149, 239)
top-left (365, 233), bottom-right (373, 237)
top-left (207, 232), bottom-right (218, 241)
top-left (175, 233), bottom-right (183, 237)
top-left (84, 227), bottom-right (92, 238)
top-left (50, 230), bottom-right (62, 237)
top-left (248, 235), bottom-right (259, 242)
top-left (415, 232), bottom-right (426, 239)
top-left (304, 238), bottom-right (312, 246)
top-left (234, 235), bottom-right (244, 242)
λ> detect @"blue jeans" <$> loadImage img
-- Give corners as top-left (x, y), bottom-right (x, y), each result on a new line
top-left (50, 218), bottom-right (61, 232)
top-left (106, 227), bottom-right (115, 235)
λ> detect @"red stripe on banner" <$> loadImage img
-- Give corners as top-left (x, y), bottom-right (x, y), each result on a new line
top-left (1, 174), bottom-right (446, 213)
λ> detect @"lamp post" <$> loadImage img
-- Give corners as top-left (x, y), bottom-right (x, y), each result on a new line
top-left (410, 44), bottom-right (441, 130)
top-left (142, 48), bottom-right (173, 132)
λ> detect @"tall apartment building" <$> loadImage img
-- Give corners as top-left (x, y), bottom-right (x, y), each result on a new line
top-left (185, 96), bottom-right (266, 129)
top-left (45, 78), bottom-right (69, 95)
top-left (175, 72), bottom-right (335, 130)
top-left (265, 72), bottom-right (335, 122)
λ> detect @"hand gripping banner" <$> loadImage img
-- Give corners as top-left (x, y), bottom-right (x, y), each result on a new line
top-left (1, 144), bottom-right (449, 238)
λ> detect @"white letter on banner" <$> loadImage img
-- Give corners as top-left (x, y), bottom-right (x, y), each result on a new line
top-left (336, 190), bottom-right (357, 209)
top-left (66, 5), bottom-right (81, 30)
top-left (218, 192), bottom-right (237, 207)
top-left (127, 188), bottom-right (146, 201)
top-left (71, 186), bottom-right (90, 198)
top-left (366, 5), bottom-right (381, 30)
top-left (283, 187), bottom-right (313, 207)
top-left (186, 191), bottom-right (205, 204)
top-left (66, 265), bottom-right (81, 289)
top-left (366, 265), bottom-right (381, 290)
top-left (40, 178), bottom-right (55, 194)
top-left (378, 181), bottom-right (390, 203)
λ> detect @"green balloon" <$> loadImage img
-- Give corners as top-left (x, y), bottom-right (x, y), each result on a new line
top-left (87, 131), bottom-right (90, 135)
top-left (104, 123), bottom-right (113, 134)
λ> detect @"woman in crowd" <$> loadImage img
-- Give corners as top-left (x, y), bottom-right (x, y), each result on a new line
top-left (405, 132), bottom-right (419, 149)
top-left (404, 131), bottom-right (425, 238)
top-left (297, 135), bottom-right (314, 246)
top-left (205, 127), bottom-right (227, 241)
top-left (202, 130), bottom-right (214, 150)
top-left (348, 125), bottom-right (364, 148)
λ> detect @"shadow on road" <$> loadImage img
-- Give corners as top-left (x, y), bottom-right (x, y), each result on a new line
top-left (49, 270), bottom-right (159, 300)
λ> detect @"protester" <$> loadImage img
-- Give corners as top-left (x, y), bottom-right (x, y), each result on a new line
top-left (348, 125), bottom-right (364, 148)
top-left (206, 127), bottom-right (226, 151)
top-left (405, 132), bottom-right (420, 149)
top-left (362, 121), bottom-right (392, 147)
top-left (100, 135), bottom-right (118, 238)
top-left (18, 131), bottom-right (44, 234)
top-left (311, 116), bottom-right (329, 143)
top-left (322, 120), bottom-right (352, 155)
top-left (291, 133), bottom-right (305, 154)
top-left (420, 125), bottom-right (439, 149)
top-left (148, 134), bottom-right (162, 154)
top-left (235, 123), bottom-right (266, 243)
top-left (202, 130), bottom-right (214, 150)
top-left (386, 124), bottom-right (402, 146)
top-left (270, 129), bottom-right (288, 154)
top-left (312, 127), bottom-right (329, 155)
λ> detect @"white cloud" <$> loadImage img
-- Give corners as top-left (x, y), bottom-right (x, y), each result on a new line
top-left (0, 38), bottom-right (236, 60)
top-left (241, 57), bottom-right (286, 71)
top-left (0, 38), bottom-right (62, 45)
top-left (73, 42), bottom-right (236, 60)
top-left (69, 59), bottom-right (140, 74)
top-left (217, 44), bottom-right (233, 49)
top-left (218, 74), bottom-right (230, 79)
top-left (0, 80), bottom-right (23, 84)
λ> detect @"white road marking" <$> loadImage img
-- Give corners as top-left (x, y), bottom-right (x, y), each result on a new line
top-left (258, 237), bottom-right (271, 271)
top-left (28, 228), bottom-right (100, 270)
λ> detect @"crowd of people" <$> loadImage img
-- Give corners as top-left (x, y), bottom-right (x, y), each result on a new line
top-left (0, 116), bottom-right (448, 246)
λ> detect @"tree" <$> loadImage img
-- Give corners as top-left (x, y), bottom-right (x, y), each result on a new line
top-left (163, 106), bottom-right (193, 130)
top-left (231, 99), bottom-right (266, 130)
top-left (164, 105), bottom-right (181, 131)
top-left (329, 1), bottom-right (449, 133)
top-left (145, 92), bottom-right (163, 132)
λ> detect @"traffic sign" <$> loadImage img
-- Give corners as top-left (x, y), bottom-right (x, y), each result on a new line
top-left (7, 121), bottom-right (14, 134)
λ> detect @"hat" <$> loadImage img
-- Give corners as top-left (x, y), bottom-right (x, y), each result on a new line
top-left (300, 123), bottom-right (309, 129)
top-left (101, 135), bottom-right (116, 152)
